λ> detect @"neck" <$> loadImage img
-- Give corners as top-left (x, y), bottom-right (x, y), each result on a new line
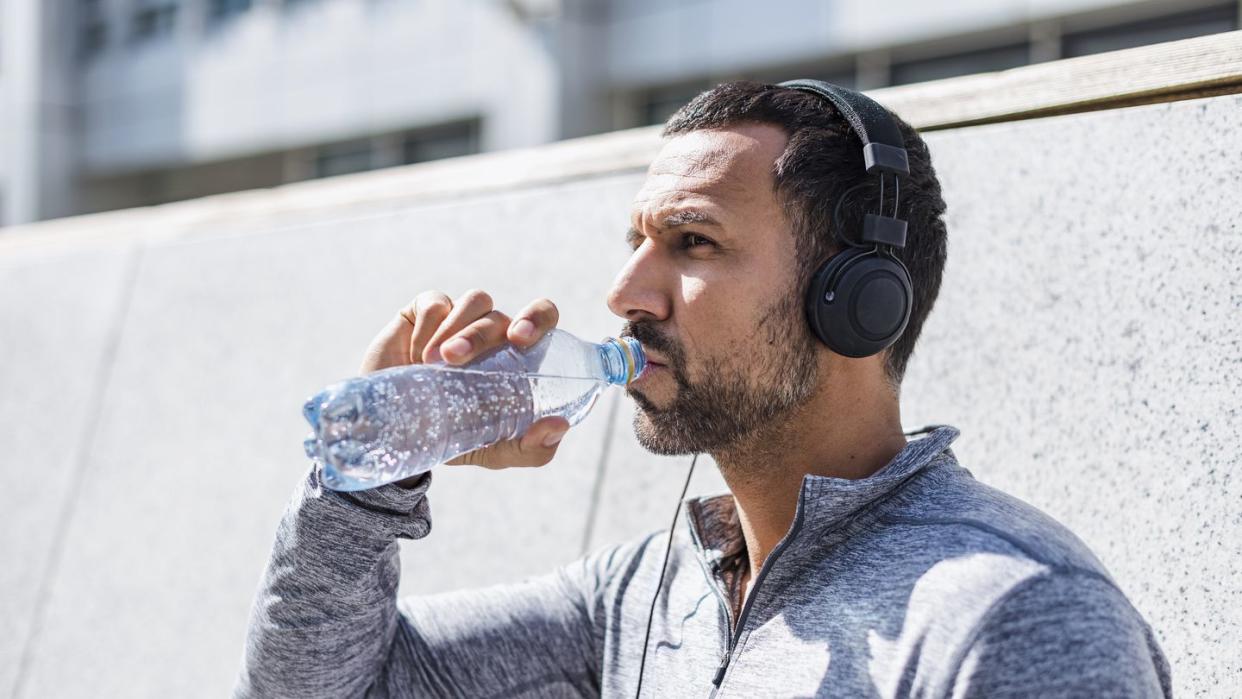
top-left (711, 361), bottom-right (908, 585)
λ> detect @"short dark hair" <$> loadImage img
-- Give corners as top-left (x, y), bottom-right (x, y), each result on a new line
top-left (662, 80), bottom-right (948, 388)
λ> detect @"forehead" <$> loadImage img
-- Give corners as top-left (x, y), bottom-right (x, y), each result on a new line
top-left (631, 124), bottom-right (787, 222)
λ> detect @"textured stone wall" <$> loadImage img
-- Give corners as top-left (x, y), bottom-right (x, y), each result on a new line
top-left (901, 94), bottom-right (1241, 695)
top-left (0, 93), bottom-right (1236, 697)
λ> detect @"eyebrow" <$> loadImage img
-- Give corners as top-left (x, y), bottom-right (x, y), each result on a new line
top-left (660, 210), bottom-right (721, 228)
top-left (626, 209), bottom-right (723, 247)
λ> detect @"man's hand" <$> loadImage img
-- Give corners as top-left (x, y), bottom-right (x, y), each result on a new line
top-left (360, 289), bottom-right (571, 474)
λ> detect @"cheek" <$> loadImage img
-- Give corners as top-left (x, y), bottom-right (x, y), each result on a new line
top-left (679, 276), bottom-right (707, 307)
top-left (679, 281), bottom-right (760, 358)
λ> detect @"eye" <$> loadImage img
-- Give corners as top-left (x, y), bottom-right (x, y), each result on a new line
top-left (681, 233), bottom-right (715, 249)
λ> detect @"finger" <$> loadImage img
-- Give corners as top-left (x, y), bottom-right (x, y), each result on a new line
top-left (402, 291), bottom-right (454, 365)
top-left (444, 417), bottom-right (570, 469)
top-left (422, 289), bottom-right (493, 364)
top-left (360, 314), bottom-right (413, 373)
top-left (439, 310), bottom-right (512, 365)
top-left (507, 297), bottom-right (561, 348)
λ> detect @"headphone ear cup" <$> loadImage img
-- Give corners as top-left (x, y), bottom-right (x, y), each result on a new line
top-left (805, 248), bottom-right (863, 351)
top-left (805, 248), bottom-right (913, 358)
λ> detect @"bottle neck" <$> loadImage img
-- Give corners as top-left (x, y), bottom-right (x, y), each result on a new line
top-left (599, 337), bottom-right (646, 385)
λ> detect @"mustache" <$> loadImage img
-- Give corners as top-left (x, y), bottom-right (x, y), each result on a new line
top-left (621, 321), bottom-right (682, 367)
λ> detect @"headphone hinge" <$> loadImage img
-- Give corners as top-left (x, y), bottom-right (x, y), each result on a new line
top-left (862, 213), bottom-right (908, 249)
top-left (863, 143), bottom-right (910, 175)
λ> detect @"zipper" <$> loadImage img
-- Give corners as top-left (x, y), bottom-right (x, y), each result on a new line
top-left (706, 493), bottom-right (809, 697)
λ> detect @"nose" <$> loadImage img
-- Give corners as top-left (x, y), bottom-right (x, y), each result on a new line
top-left (607, 244), bottom-right (671, 323)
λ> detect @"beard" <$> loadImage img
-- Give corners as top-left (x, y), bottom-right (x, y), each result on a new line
top-left (622, 289), bottom-right (821, 456)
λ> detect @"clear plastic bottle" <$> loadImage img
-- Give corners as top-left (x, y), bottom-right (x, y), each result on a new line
top-left (302, 329), bottom-right (646, 491)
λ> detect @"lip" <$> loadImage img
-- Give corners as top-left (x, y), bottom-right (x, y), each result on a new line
top-left (632, 362), bottom-right (668, 384)
top-left (620, 335), bottom-right (669, 367)
top-left (643, 352), bottom-right (670, 366)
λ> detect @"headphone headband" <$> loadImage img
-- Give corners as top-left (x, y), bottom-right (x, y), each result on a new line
top-left (779, 78), bottom-right (910, 250)
top-left (777, 79), bottom-right (910, 176)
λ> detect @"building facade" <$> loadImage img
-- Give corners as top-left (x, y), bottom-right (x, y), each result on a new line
top-left (1, 0), bottom-right (1237, 226)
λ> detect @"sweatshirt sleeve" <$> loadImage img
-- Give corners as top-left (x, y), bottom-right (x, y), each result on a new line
top-left (950, 571), bottom-right (1172, 699)
top-left (233, 464), bottom-right (617, 699)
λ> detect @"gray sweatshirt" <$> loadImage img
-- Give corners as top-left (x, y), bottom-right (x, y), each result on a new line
top-left (234, 425), bottom-right (1171, 698)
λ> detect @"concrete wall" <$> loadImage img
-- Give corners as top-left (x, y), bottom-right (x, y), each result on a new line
top-left (0, 93), bottom-right (1238, 697)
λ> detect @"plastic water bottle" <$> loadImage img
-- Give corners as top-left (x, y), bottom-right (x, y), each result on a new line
top-left (301, 329), bottom-right (646, 491)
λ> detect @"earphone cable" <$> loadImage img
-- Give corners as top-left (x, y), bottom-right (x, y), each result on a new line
top-left (831, 182), bottom-right (871, 250)
top-left (879, 174), bottom-right (885, 217)
top-left (634, 453), bottom-right (699, 699)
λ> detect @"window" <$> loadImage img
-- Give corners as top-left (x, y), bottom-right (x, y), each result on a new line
top-left (401, 120), bottom-right (481, 165)
top-left (208, 0), bottom-right (253, 24)
top-left (890, 42), bottom-right (1030, 86)
top-left (308, 121), bottom-right (481, 180)
top-left (80, 22), bottom-right (109, 59)
top-left (132, 2), bottom-right (179, 42)
top-left (314, 139), bottom-right (374, 179)
top-left (744, 66), bottom-right (857, 90)
top-left (638, 80), bottom-right (713, 127)
top-left (1062, 4), bottom-right (1238, 58)
top-left (78, 0), bottom-right (109, 61)
top-left (634, 69), bottom-right (856, 127)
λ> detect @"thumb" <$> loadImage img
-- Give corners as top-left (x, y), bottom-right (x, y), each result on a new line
top-left (446, 416), bottom-right (571, 469)
top-left (513, 416), bottom-right (572, 467)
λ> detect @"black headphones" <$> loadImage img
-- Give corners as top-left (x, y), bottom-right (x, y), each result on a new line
top-left (778, 79), bottom-right (914, 359)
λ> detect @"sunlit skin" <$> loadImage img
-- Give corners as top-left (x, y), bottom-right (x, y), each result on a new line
top-left (606, 123), bottom-right (909, 607)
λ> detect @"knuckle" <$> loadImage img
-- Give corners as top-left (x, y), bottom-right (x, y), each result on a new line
top-left (406, 291), bottom-right (451, 323)
top-left (518, 299), bottom-right (556, 327)
top-left (457, 448), bottom-right (488, 467)
top-left (418, 290), bottom-right (452, 311)
top-left (459, 288), bottom-right (493, 309)
top-left (513, 440), bottom-right (540, 464)
top-left (464, 314), bottom-right (506, 345)
top-left (424, 301), bottom-right (452, 320)
top-left (484, 310), bottom-right (511, 331)
top-left (460, 325), bottom-right (487, 347)
top-left (535, 299), bottom-right (560, 326)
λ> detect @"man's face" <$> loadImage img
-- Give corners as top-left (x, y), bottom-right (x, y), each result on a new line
top-left (608, 124), bottom-right (822, 455)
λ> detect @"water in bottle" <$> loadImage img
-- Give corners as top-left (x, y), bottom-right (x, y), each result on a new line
top-left (302, 329), bottom-right (646, 491)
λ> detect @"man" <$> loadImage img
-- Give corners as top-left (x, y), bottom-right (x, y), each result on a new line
top-left (235, 81), bottom-right (1170, 697)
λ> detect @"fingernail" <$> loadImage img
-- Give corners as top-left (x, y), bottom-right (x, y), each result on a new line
top-left (512, 319), bottom-right (535, 341)
top-left (542, 430), bottom-right (566, 447)
top-left (443, 337), bottom-right (472, 359)
top-left (425, 345), bottom-right (443, 363)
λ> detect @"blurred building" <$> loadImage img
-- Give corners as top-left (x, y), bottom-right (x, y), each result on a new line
top-left (1, 0), bottom-right (1237, 226)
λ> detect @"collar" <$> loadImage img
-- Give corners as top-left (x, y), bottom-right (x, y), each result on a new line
top-left (684, 425), bottom-right (961, 568)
